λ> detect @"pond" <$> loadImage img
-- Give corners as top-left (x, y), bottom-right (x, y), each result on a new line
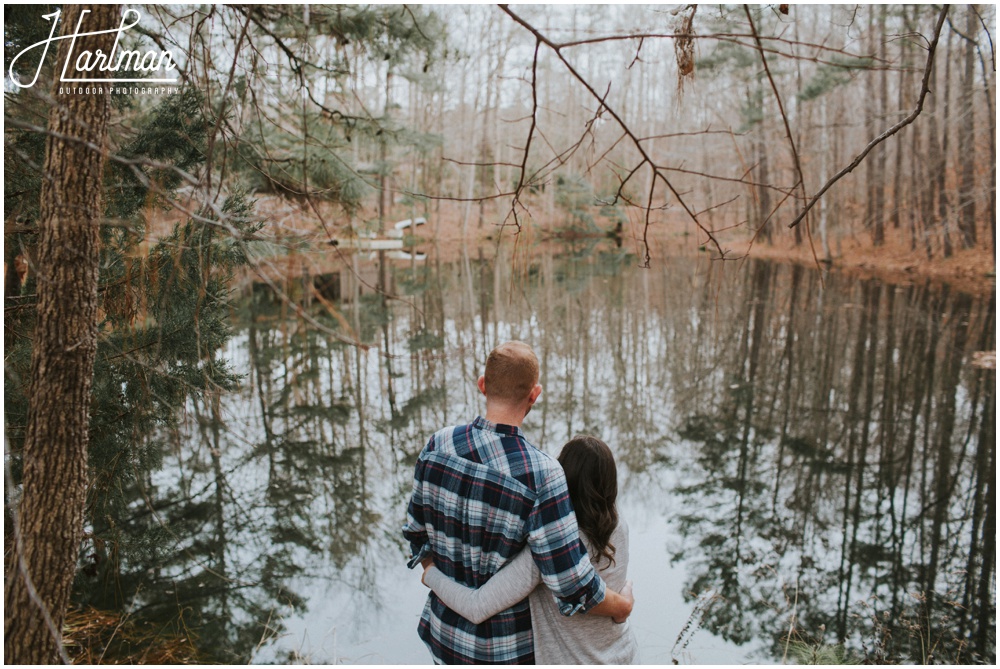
top-left (117, 242), bottom-right (995, 664)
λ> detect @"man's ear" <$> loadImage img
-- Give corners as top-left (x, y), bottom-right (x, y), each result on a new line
top-left (477, 375), bottom-right (487, 396)
top-left (527, 383), bottom-right (542, 405)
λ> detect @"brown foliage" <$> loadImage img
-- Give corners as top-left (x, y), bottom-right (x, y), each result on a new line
top-left (63, 607), bottom-right (203, 664)
top-left (673, 6), bottom-right (697, 83)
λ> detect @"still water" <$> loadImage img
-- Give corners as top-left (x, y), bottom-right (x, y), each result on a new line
top-left (138, 244), bottom-right (994, 664)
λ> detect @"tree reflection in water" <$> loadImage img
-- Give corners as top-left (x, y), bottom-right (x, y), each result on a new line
top-left (670, 263), bottom-right (995, 663)
top-left (123, 244), bottom-right (993, 664)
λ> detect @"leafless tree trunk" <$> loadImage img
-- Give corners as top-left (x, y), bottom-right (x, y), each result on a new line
top-left (939, 29), bottom-right (954, 258)
top-left (872, 6), bottom-right (889, 246)
top-left (980, 41), bottom-right (997, 257)
top-left (956, 5), bottom-right (978, 248)
top-left (892, 6), bottom-right (912, 234)
top-left (4, 4), bottom-right (117, 664)
top-left (818, 100), bottom-right (832, 261)
top-left (379, 67), bottom-right (393, 233)
top-left (864, 10), bottom-right (882, 245)
top-left (923, 70), bottom-right (940, 259)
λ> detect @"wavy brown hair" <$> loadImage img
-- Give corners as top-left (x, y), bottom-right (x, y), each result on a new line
top-left (558, 435), bottom-right (618, 566)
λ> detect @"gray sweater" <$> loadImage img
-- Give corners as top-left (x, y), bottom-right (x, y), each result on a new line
top-left (424, 519), bottom-right (639, 664)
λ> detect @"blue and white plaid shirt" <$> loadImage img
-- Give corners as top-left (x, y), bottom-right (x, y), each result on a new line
top-left (403, 416), bottom-right (607, 664)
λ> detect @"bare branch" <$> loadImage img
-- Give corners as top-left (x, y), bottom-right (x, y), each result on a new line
top-left (499, 4), bottom-right (729, 260)
top-left (743, 5), bottom-right (809, 221)
top-left (508, 38), bottom-right (541, 233)
top-left (789, 5), bottom-right (949, 229)
top-left (972, 5), bottom-right (995, 72)
top-left (556, 31), bottom-right (887, 66)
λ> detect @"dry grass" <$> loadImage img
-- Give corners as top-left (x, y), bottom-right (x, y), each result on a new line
top-left (63, 606), bottom-right (204, 665)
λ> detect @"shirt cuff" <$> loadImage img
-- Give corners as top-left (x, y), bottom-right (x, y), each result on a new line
top-left (407, 543), bottom-right (431, 570)
top-left (558, 572), bottom-right (606, 615)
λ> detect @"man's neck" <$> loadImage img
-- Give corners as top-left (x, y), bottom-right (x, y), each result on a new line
top-left (484, 406), bottom-right (526, 428)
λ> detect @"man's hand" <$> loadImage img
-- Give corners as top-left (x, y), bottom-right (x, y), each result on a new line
top-left (589, 580), bottom-right (634, 622)
top-left (613, 581), bottom-right (634, 624)
top-left (420, 556), bottom-right (434, 587)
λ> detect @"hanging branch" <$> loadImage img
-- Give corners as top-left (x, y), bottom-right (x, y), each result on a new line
top-left (788, 5), bottom-right (949, 229)
top-left (742, 5), bottom-right (809, 220)
top-left (508, 38), bottom-right (541, 233)
top-left (499, 4), bottom-right (728, 262)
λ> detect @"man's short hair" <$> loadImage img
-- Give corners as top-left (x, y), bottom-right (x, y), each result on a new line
top-left (484, 341), bottom-right (539, 404)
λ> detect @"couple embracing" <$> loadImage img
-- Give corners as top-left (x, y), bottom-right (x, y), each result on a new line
top-left (403, 341), bottom-right (639, 664)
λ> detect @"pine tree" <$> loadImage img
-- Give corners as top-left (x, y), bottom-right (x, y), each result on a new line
top-left (4, 6), bottom-right (119, 662)
top-left (5, 20), bottom-right (259, 665)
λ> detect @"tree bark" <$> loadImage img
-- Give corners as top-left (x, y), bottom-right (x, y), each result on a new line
top-left (939, 29), bottom-right (954, 258)
top-left (378, 66), bottom-right (392, 233)
top-left (956, 5), bottom-right (978, 248)
top-left (872, 6), bottom-right (888, 246)
top-left (923, 46), bottom-right (940, 259)
top-left (863, 10), bottom-right (878, 245)
top-left (895, 6), bottom-right (912, 237)
top-left (980, 36), bottom-right (997, 257)
top-left (4, 4), bottom-right (117, 664)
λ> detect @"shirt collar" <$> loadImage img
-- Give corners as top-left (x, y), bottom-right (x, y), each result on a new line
top-left (473, 415), bottom-right (525, 438)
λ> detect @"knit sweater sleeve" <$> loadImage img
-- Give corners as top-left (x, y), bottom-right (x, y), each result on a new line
top-left (424, 548), bottom-right (541, 624)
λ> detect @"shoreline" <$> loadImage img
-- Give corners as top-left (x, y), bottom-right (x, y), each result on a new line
top-left (150, 197), bottom-right (996, 296)
top-left (742, 238), bottom-right (996, 297)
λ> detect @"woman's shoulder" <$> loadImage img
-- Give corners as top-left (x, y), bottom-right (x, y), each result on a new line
top-left (610, 514), bottom-right (629, 548)
top-left (584, 517), bottom-right (629, 573)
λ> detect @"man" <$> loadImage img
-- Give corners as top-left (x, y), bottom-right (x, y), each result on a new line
top-left (403, 341), bottom-right (633, 664)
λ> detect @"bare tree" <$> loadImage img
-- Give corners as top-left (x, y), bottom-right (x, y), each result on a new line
top-left (956, 5), bottom-right (979, 248)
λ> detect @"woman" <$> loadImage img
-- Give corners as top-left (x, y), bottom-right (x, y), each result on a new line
top-left (421, 435), bottom-right (639, 664)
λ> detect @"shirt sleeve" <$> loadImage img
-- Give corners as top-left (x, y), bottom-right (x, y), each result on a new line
top-left (526, 466), bottom-right (606, 615)
top-left (423, 548), bottom-right (541, 624)
top-left (401, 440), bottom-right (433, 569)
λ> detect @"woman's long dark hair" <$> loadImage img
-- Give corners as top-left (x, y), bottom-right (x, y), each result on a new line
top-left (558, 435), bottom-right (618, 566)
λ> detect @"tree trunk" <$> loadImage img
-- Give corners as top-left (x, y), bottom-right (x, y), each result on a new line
top-left (873, 6), bottom-right (888, 245)
top-left (792, 17), bottom-right (804, 246)
top-left (754, 87), bottom-right (772, 243)
top-left (895, 6), bottom-right (913, 237)
top-left (4, 4), bottom-right (117, 664)
top-left (939, 29), bottom-right (954, 258)
top-left (979, 34), bottom-right (997, 257)
top-left (956, 5), bottom-right (977, 248)
top-left (378, 67), bottom-right (393, 233)
top-left (819, 99), bottom-right (832, 261)
top-left (863, 10), bottom-right (878, 245)
top-left (923, 49), bottom-right (940, 259)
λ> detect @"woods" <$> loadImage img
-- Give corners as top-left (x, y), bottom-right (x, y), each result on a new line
top-left (3, 3), bottom-right (995, 664)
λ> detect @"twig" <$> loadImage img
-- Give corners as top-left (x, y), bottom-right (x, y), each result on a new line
top-left (500, 4), bottom-right (728, 260)
top-left (971, 6), bottom-right (995, 73)
top-left (743, 5), bottom-right (809, 221)
top-left (782, 576), bottom-right (800, 664)
top-left (204, 8), bottom-right (253, 199)
top-left (509, 38), bottom-right (541, 233)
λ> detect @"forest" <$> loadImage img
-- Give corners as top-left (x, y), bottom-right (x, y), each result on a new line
top-left (3, 4), bottom-right (995, 664)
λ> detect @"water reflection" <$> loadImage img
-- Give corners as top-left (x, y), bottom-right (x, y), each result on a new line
top-left (670, 266), bottom-right (995, 663)
top-left (123, 244), bottom-right (994, 663)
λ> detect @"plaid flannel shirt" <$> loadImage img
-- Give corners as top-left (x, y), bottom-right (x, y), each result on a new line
top-left (403, 416), bottom-right (606, 664)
